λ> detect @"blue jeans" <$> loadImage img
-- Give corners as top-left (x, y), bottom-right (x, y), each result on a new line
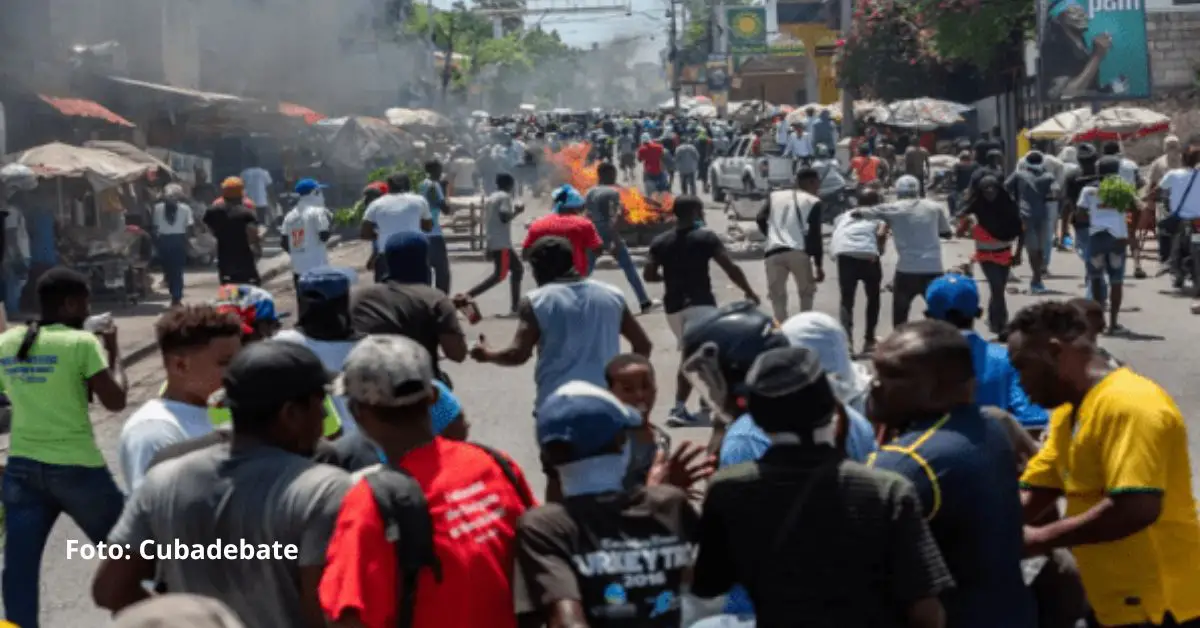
top-left (643, 173), bottom-right (668, 195)
top-left (1075, 227), bottom-right (1092, 299)
top-left (588, 228), bottom-right (650, 306)
top-left (157, 233), bottom-right (187, 303)
top-left (2, 457), bottom-right (125, 627)
top-left (1085, 230), bottom-right (1127, 304)
top-left (4, 267), bottom-right (26, 319)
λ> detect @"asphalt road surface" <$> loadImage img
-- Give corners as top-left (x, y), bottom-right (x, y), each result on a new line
top-left (13, 190), bottom-right (1200, 626)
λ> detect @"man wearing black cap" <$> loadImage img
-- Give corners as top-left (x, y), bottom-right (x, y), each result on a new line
top-left (95, 341), bottom-right (351, 628)
top-left (692, 346), bottom-right (952, 627)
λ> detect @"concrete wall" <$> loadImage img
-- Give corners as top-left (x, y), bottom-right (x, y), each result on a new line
top-left (1146, 11), bottom-right (1200, 90)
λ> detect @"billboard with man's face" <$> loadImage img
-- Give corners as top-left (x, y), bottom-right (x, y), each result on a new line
top-left (1037, 0), bottom-right (1152, 101)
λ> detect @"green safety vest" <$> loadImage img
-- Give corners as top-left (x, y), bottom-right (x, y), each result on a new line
top-left (158, 384), bottom-right (343, 437)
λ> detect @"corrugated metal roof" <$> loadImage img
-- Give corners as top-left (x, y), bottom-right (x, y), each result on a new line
top-left (278, 102), bottom-right (326, 124)
top-left (106, 76), bottom-right (244, 103)
top-left (38, 95), bottom-right (135, 127)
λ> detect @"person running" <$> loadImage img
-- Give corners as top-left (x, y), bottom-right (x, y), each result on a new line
top-left (692, 345), bottom-right (952, 628)
top-left (645, 196), bottom-right (759, 426)
top-left (351, 232), bottom-right (467, 381)
top-left (638, 135), bottom-right (668, 196)
top-left (275, 267), bottom-right (365, 435)
top-left (281, 178), bottom-right (333, 304)
top-left (831, 188), bottom-right (886, 353)
top-left (151, 183), bottom-right (193, 306)
top-left (361, 172), bottom-right (433, 282)
top-left (419, 160), bottom-right (452, 294)
top-left (961, 174), bottom-right (1025, 333)
top-left (868, 320), bottom-right (1036, 628)
top-left (94, 341), bottom-right (352, 628)
top-left (756, 168), bottom-right (826, 320)
top-left (1009, 301), bottom-right (1200, 628)
top-left (1005, 151), bottom-right (1057, 293)
top-left (1078, 157), bottom-right (1130, 332)
top-left (512, 381), bottom-right (702, 628)
top-left (0, 268), bottom-right (128, 628)
top-left (204, 177), bottom-right (262, 285)
top-left (617, 129), bottom-right (637, 182)
top-left (522, 185), bottom-right (603, 278)
top-left (464, 173), bottom-right (525, 317)
top-left (319, 335), bottom-right (535, 628)
top-left (119, 305), bottom-right (243, 491)
top-left (923, 273), bottom-right (1048, 433)
top-left (471, 236), bottom-right (651, 418)
top-left (585, 163), bottom-right (655, 313)
top-left (853, 175), bottom-right (953, 327)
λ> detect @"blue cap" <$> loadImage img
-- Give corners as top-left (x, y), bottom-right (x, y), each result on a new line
top-left (551, 185), bottom-right (585, 213)
top-left (536, 381), bottom-right (642, 462)
top-left (431, 380), bottom-right (463, 435)
top-left (294, 178), bottom-right (328, 196)
top-left (298, 267), bottom-right (355, 301)
top-left (925, 273), bottom-right (981, 320)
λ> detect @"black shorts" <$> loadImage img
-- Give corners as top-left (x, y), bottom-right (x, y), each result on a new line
top-left (619, 153), bottom-right (636, 169)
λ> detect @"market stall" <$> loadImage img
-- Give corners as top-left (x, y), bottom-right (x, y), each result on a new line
top-left (6, 142), bottom-right (158, 302)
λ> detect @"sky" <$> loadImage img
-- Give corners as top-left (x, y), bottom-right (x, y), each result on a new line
top-left (431, 0), bottom-right (675, 63)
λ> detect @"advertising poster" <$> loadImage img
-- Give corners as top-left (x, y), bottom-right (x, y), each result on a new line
top-left (1037, 0), bottom-right (1151, 101)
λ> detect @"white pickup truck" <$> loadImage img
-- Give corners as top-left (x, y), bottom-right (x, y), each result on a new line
top-left (708, 134), bottom-right (795, 202)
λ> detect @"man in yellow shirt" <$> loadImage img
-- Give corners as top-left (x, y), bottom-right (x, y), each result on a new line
top-left (1007, 301), bottom-right (1200, 628)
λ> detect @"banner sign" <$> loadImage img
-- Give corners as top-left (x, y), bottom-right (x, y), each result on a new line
top-left (1037, 0), bottom-right (1151, 101)
top-left (727, 7), bottom-right (768, 50)
top-left (706, 57), bottom-right (731, 92)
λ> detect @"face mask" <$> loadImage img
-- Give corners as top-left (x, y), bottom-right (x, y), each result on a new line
top-left (556, 441), bottom-right (631, 498)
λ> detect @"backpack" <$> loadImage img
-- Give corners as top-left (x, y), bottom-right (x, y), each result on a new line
top-left (359, 442), bottom-right (534, 628)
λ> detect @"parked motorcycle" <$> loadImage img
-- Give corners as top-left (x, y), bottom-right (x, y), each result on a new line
top-left (819, 183), bottom-right (859, 224)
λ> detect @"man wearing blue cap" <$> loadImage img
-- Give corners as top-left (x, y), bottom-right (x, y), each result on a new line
top-left (281, 178), bottom-right (332, 300)
top-left (513, 380), bottom-right (701, 628)
top-left (924, 273), bottom-right (1048, 432)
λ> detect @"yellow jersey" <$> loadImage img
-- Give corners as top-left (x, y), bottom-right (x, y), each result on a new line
top-left (1021, 368), bottom-right (1200, 626)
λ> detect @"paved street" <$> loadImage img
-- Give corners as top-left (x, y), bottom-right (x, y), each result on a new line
top-left (11, 192), bottom-right (1200, 625)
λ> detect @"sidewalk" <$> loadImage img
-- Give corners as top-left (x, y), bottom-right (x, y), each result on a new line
top-left (109, 237), bottom-right (367, 367)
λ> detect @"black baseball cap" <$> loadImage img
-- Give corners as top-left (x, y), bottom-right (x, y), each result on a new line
top-left (744, 346), bottom-right (837, 434)
top-left (223, 341), bottom-right (332, 416)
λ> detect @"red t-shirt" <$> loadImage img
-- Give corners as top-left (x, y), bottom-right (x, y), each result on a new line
top-left (637, 142), bottom-right (665, 176)
top-left (521, 214), bottom-right (602, 276)
top-left (319, 438), bottom-right (535, 628)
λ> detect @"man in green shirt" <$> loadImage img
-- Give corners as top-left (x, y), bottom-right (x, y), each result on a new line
top-left (0, 267), bottom-right (128, 628)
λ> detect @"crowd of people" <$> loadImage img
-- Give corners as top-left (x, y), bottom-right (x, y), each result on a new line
top-left (2, 109), bottom-right (1200, 628)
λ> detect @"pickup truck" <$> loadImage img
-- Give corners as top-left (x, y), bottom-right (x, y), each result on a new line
top-left (708, 134), bottom-right (795, 202)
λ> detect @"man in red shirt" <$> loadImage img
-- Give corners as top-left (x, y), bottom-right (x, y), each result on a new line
top-left (320, 335), bottom-right (535, 628)
top-left (522, 184), bottom-right (602, 276)
top-left (637, 136), bottom-right (668, 195)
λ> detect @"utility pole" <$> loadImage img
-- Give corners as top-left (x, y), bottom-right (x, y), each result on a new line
top-left (839, 0), bottom-right (854, 137)
top-left (669, 2), bottom-right (681, 111)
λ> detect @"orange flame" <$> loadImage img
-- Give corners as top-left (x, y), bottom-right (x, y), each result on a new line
top-left (548, 143), bottom-right (674, 225)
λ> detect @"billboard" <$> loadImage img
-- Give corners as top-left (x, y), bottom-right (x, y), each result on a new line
top-left (727, 7), bottom-right (768, 51)
top-left (1037, 0), bottom-right (1151, 101)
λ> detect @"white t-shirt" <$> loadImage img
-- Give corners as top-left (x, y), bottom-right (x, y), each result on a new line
top-left (281, 201), bottom-right (332, 274)
top-left (1159, 168), bottom-right (1200, 219)
top-left (274, 329), bottom-right (359, 436)
top-left (831, 212), bottom-right (881, 259)
top-left (1078, 186), bottom-right (1128, 238)
top-left (118, 398), bottom-right (213, 491)
top-left (152, 201), bottom-right (194, 236)
top-left (362, 193), bottom-right (431, 247)
top-left (239, 167), bottom-right (273, 207)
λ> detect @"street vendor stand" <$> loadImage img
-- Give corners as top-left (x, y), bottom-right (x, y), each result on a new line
top-left (6, 142), bottom-right (160, 303)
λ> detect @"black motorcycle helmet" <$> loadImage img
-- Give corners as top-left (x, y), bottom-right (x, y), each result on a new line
top-left (680, 301), bottom-right (789, 417)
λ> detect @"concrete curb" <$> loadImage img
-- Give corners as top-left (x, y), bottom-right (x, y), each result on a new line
top-left (118, 235), bottom-right (348, 369)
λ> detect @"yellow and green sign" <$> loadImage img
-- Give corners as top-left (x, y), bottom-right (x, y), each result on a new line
top-left (727, 7), bottom-right (768, 50)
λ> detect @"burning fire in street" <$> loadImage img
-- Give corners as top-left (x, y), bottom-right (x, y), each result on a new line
top-left (548, 143), bottom-right (674, 225)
